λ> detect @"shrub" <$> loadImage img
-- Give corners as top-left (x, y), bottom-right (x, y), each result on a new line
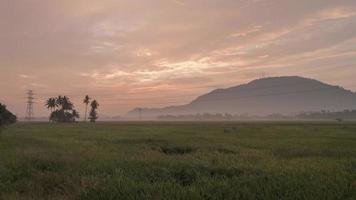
top-left (0, 103), bottom-right (17, 126)
top-left (160, 146), bottom-right (196, 155)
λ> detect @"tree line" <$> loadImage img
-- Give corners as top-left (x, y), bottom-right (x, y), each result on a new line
top-left (157, 110), bottom-right (356, 121)
top-left (46, 95), bottom-right (99, 123)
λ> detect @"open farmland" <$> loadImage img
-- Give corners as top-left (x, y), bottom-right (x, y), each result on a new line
top-left (0, 122), bottom-right (356, 200)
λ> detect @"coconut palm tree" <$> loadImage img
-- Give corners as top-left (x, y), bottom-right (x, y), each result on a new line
top-left (83, 95), bottom-right (91, 122)
top-left (61, 96), bottom-right (73, 111)
top-left (91, 100), bottom-right (99, 110)
top-left (46, 95), bottom-right (79, 123)
top-left (89, 109), bottom-right (97, 123)
top-left (45, 98), bottom-right (57, 122)
top-left (89, 100), bottom-right (99, 122)
top-left (56, 95), bottom-right (63, 106)
top-left (45, 98), bottom-right (57, 112)
top-left (71, 110), bottom-right (80, 122)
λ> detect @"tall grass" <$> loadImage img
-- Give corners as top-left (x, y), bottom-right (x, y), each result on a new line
top-left (0, 122), bottom-right (355, 199)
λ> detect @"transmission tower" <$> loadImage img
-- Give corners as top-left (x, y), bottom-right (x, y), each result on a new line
top-left (25, 90), bottom-right (35, 121)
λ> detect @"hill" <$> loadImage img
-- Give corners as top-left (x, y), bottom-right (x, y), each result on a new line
top-left (126, 76), bottom-right (356, 118)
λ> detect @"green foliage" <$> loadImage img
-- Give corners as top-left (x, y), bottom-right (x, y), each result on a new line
top-left (45, 98), bottom-right (57, 111)
top-left (89, 100), bottom-right (99, 123)
top-left (83, 95), bottom-right (91, 105)
top-left (89, 109), bottom-right (98, 122)
top-left (0, 122), bottom-right (356, 199)
top-left (0, 103), bottom-right (17, 126)
top-left (46, 96), bottom-right (79, 123)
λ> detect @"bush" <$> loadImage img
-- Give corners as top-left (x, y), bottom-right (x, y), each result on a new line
top-left (0, 103), bottom-right (17, 126)
top-left (160, 146), bottom-right (196, 155)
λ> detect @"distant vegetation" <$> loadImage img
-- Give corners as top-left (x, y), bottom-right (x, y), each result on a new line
top-left (83, 95), bottom-right (91, 122)
top-left (296, 110), bottom-right (356, 120)
top-left (0, 103), bottom-right (17, 126)
top-left (46, 96), bottom-right (79, 122)
top-left (89, 99), bottom-right (99, 123)
top-left (158, 113), bottom-right (236, 121)
top-left (45, 95), bottom-right (99, 123)
top-left (158, 110), bottom-right (356, 121)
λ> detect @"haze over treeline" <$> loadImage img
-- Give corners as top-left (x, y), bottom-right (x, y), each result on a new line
top-left (127, 76), bottom-right (356, 119)
top-left (0, 0), bottom-right (356, 117)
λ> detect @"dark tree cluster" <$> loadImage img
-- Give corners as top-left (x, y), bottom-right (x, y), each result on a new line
top-left (89, 100), bottom-right (99, 122)
top-left (46, 96), bottom-right (79, 123)
top-left (296, 109), bottom-right (356, 120)
top-left (0, 103), bottom-right (17, 126)
top-left (82, 95), bottom-right (99, 122)
top-left (46, 95), bottom-right (99, 123)
top-left (158, 113), bottom-right (235, 121)
top-left (83, 95), bottom-right (90, 122)
top-left (158, 109), bottom-right (356, 121)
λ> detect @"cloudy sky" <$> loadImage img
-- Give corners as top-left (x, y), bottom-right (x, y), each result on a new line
top-left (1, 0), bottom-right (356, 118)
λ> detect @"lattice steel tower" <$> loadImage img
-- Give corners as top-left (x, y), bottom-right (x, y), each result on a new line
top-left (25, 90), bottom-right (35, 121)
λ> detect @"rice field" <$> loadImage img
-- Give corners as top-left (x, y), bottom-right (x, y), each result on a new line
top-left (0, 122), bottom-right (355, 200)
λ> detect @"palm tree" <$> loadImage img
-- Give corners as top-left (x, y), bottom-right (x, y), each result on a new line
top-left (61, 96), bottom-right (73, 111)
top-left (83, 95), bottom-right (91, 122)
top-left (45, 98), bottom-right (57, 112)
top-left (45, 98), bottom-right (57, 122)
top-left (91, 100), bottom-right (99, 110)
top-left (45, 95), bottom-right (79, 123)
top-left (71, 110), bottom-right (80, 122)
top-left (56, 95), bottom-right (64, 111)
top-left (89, 100), bottom-right (99, 122)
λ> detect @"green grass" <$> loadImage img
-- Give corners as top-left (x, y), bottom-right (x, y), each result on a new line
top-left (0, 122), bottom-right (356, 200)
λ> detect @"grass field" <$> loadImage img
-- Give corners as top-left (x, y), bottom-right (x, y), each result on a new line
top-left (0, 122), bottom-right (356, 200)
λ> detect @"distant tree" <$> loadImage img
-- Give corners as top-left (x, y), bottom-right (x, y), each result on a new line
top-left (0, 103), bottom-right (17, 128)
top-left (89, 100), bottom-right (99, 123)
top-left (46, 96), bottom-right (79, 123)
top-left (72, 110), bottom-right (80, 122)
top-left (56, 95), bottom-right (64, 107)
top-left (83, 95), bottom-right (91, 122)
top-left (61, 96), bottom-right (74, 111)
top-left (224, 113), bottom-right (233, 121)
top-left (45, 98), bottom-right (57, 121)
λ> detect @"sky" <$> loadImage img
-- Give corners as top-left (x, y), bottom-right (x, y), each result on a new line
top-left (1, 0), bottom-right (356, 118)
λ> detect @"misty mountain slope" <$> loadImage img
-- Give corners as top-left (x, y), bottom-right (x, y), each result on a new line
top-left (127, 76), bottom-right (356, 118)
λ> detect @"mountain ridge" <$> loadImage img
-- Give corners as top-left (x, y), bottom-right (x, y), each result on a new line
top-left (126, 76), bottom-right (356, 118)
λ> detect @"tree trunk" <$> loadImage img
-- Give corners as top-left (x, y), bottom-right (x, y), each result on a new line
top-left (49, 108), bottom-right (53, 122)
